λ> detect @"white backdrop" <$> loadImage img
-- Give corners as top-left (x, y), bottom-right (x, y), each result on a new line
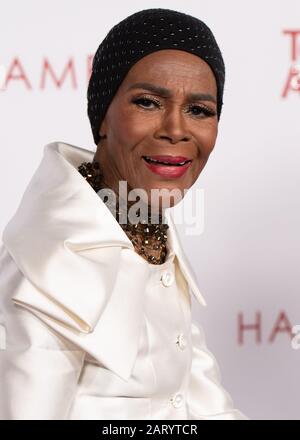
top-left (1, 0), bottom-right (299, 420)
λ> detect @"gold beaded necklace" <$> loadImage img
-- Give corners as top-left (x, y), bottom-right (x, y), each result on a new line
top-left (77, 160), bottom-right (169, 265)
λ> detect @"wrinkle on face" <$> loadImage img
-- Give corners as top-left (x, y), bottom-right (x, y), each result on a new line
top-left (93, 49), bottom-right (218, 209)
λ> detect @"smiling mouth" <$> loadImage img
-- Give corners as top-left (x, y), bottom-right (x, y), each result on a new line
top-left (142, 156), bottom-right (192, 167)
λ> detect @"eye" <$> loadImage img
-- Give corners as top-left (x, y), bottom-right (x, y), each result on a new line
top-left (132, 96), bottom-right (161, 109)
top-left (187, 104), bottom-right (217, 118)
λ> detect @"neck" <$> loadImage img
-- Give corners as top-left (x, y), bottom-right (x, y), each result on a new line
top-left (92, 163), bottom-right (166, 227)
top-left (78, 159), bottom-right (169, 265)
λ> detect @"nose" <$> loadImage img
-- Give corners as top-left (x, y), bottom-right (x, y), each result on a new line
top-left (154, 106), bottom-right (191, 144)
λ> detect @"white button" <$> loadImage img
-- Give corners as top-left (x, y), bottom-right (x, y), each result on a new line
top-left (170, 392), bottom-right (184, 408)
top-left (161, 270), bottom-right (174, 287)
top-left (176, 333), bottom-right (187, 350)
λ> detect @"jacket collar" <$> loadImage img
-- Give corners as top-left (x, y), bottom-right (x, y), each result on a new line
top-left (2, 141), bottom-right (206, 381)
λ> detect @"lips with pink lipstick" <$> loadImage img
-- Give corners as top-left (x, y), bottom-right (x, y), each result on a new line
top-left (142, 155), bottom-right (192, 178)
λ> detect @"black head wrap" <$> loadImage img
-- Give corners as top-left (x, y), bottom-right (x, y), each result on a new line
top-left (87, 8), bottom-right (225, 145)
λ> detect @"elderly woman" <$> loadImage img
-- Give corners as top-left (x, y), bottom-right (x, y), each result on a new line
top-left (0, 8), bottom-right (248, 420)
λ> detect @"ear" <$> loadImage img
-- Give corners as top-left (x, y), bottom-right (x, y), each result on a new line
top-left (99, 114), bottom-right (108, 138)
top-left (96, 118), bottom-right (107, 152)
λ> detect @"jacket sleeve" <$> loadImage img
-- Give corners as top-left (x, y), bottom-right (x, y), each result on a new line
top-left (186, 320), bottom-right (249, 420)
top-left (0, 245), bottom-right (86, 420)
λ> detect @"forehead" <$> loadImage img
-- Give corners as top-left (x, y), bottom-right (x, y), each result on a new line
top-left (120, 49), bottom-right (217, 92)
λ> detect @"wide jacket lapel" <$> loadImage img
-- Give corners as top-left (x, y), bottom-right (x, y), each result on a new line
top-left (2, 141), bottom-right (206, 383)
top-left (165, 209), bottom-right (207, 307)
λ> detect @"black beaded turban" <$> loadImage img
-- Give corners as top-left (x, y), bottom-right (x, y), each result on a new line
top-left (87, 8), bottom-right (225, 146)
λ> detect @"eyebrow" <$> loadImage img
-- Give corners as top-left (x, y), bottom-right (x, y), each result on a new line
top-left (127, 82), bottom-right (217, 104)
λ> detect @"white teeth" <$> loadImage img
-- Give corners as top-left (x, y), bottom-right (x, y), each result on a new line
top-left (144, 156), bottom-right (189, 166)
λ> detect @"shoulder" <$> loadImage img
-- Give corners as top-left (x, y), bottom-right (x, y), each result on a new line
top-left (0, 244), bottom-right (83, 352)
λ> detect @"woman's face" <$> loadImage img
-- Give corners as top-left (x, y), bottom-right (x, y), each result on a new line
top-left (94, 49), bottom-right (218, 209)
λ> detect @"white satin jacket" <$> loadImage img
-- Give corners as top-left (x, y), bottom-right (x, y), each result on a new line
top-left (0, 141), bottom-right (248, 420)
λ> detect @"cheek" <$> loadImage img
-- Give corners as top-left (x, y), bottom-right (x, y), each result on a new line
top-left (109, 104), bottom-right (152, 144)
top-left (105, 109), bottom-right (148, 179)
top-left (190, 125), bottom-right (218, 179)
top-left (196, 123), bottom-right (218, 157)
